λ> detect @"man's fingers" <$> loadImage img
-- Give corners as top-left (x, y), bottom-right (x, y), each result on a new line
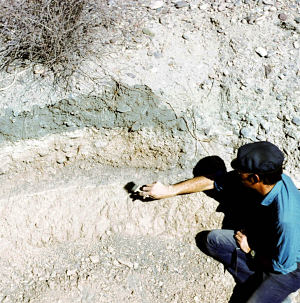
top-left (234, 234), bottom-right (241, 242)
top-left (235, 231), bottom-right (250, 253)
top-left (140, 187), bottom-right (153, 197)
top-left (142, 186), bottom-right (153, 191)
top-left (145, 183), bottom-right (157, 187)
top-left (235, 231), bottom-right (245, 238)
top-left (138, 181), bottom-right (168, 200)
top-left (235, 231), bottom-right (246, 242)
top-left (140, 185), bottom-right (157, 198)
top-left (140, 191), bottom-right (150, 197)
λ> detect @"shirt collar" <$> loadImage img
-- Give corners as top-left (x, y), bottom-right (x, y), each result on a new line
top-left (261, 180), bottom-right (282, 206)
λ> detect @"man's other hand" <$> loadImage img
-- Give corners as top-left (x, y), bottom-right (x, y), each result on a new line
top-left (235, 230), bottom-right (251, 254)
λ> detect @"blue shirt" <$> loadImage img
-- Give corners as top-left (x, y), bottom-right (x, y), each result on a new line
top-left (260, 174), bottom-right (300, 274)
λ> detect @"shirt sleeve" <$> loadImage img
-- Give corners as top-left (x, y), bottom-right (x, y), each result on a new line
top-left (213, 171), bottom-right (227, 192)
top-left (213, 170), bottom-right (239, 192)
top-left (272, 220), bottom-right (298, 274)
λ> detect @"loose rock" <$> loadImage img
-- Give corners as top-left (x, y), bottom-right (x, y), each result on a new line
top-left (142, 28), bottom-right (155, 37)
top-left (240, 127), bottom-right (257, 141)
top-left (117, 104), bottom-right (131, 113)
top-left (174, 1), bottom-right (189, 8)
top-left (117, 258), bottom-right (134, 268)
top-left (153, 51), bottom-right (163, 58)
top-left (148, 1), bottom-right (164, 10)
top-left (262, 0), bottom-right (274, 5)
top-left (126, 73), bottom-right (136, 79)
top-left (255, 47), bottom-right (268, 57)
top-left (66, 269), bottom-right (77, 276)
top-left (33, 64), bottom-right (45, 75)
top-left (292, 117), bottom-right (300, 126)
top-left (90, 255), bottom-right (100, 264)
top-left (182, 33), bottom-right (190, 40)
top-left (278, 13), bottom-right (288, 21)
top-left (199, 3), bottom-right (210, 10)
top-left (264, 65), bottom-right (272, 78)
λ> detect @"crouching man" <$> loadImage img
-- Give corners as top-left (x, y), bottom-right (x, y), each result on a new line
top-left (141, 141), bottom-right (300, 303)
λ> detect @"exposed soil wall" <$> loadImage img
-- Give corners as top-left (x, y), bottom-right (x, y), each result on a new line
top-left (0, 0), bottom-right (300, 302)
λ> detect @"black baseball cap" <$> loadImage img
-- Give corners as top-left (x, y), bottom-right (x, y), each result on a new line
top-left (231, 141), bottom-right (284, 173)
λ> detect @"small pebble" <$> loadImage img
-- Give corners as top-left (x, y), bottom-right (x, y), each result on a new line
top-left (90, 255), bottom-right (100, 264)
top-left (295, 17), bottom-right (300, 24)
top-left (264, 65), bottom-right (272, 77)
top-left (285, 129), bottom-right (297, 139)
top-left (260, 121), bottom-right (270, 133)
top-left (131, 122), bottom-right (141, 131)
top-left (148, 1), bottom-right (164, 9)
top-left (199, 3), bottom-right (210, 10)
top-left (48, 281), bottom-right (56, 290)
top-left (223, 69), bottom-right (230, 76)
top-left (278, 13), bottom-right (288, 21)
top-left (292, 117), bottom-right (300, 126)
top-left (113, 259), bottom-right (120, 266)
top-left (133, 262), bottom-right (139, 270)
top-left (33, 64), bottom-right (45, 74)
top-left (218, 4), bottom-right (226, 11)
top-left (66, 269), bottom-right (77, 276)
top-left (182, 33), bottom-right (190, 40)
top-left (256, 134), bottom-right (266, 141)
top-left (147, 50), bottom-right (153, 56)
top-left (142, 28), bottom-right (155, 37)
top-left (109, 37), bottom-right (118, 44)
top-left (153, 51), bottom-right (163, 58)
top-left (262, 0), bottom-right (274, 5)
top-left (56, 154), bottom-right (66, 164)
top-left (175, 1), bottom-right (189, 8)
top-left (293, 41), bottom-right (300, 49)
top-left (189, 2), bottom-right (198, 10)
top-left (126, 73), bottom-right (136, 79)
top-left (117, 258), bottom-right (134, 268)
top-left (240, 127), bottom-right (256, 141)
top-left (117, 104), bottom-right (131, 113)
top-left (246, 15), bottom-right (256, 24)
top-left (231, 17), bottom-right (238, 23)
top-left (255, 47), bottom-right (268, 57)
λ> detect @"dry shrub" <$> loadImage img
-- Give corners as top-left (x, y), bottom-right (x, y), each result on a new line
top-left (0, 0), bottom-right (108, 83)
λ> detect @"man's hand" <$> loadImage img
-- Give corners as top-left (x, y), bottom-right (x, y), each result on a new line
top-left (141, 182), bottom-right (174, 200)
top-left (235, 231), bottom-right (251, 254)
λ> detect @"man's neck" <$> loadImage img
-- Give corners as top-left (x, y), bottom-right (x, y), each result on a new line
top-left (258, 183), bottom-right (276, 196)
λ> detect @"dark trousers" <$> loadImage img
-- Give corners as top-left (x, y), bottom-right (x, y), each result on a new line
top-left (205, 229), bottom-right (300, 303)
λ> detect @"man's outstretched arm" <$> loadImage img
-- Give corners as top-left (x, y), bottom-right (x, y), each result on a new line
top-left (140, 176), bottom-right (214, 200)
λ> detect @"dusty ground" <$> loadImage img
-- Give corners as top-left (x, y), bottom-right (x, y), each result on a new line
top-left (1, 162), bottom-right (230, 302)
top-left (0, 0), bottom-right (300, 302)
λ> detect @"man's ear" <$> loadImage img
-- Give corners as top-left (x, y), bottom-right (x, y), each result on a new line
top-left (250, 174), bottom-right (260, 184)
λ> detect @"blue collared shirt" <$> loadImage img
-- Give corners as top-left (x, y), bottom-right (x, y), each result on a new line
top-left (260, 174), bottom-right (300, 274)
